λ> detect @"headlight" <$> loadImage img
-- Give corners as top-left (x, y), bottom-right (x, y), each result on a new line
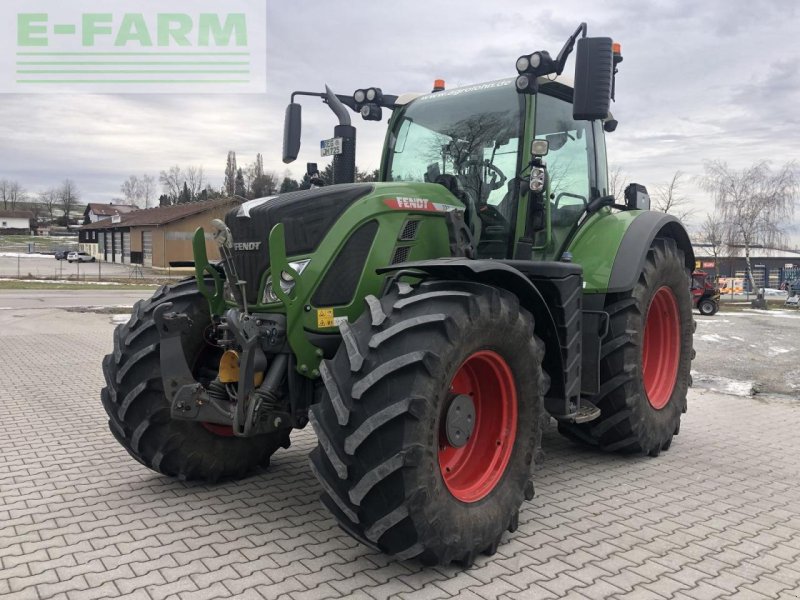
top-left (263, 259), bottom-right (310, 304)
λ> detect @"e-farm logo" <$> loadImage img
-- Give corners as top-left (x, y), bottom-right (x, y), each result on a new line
top-left (0, 0), bottom-right (266, 93)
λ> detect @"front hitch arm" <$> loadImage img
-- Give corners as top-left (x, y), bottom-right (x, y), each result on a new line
top-left (153, 302), bottom-right (233, 425)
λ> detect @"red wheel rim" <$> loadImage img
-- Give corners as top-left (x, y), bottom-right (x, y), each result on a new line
top-left (642, 286), bottom-right (681, 409)
top-left (439, 350), bottom-right (517, 503)
top-left (202, 422), bottom-right (235, 437)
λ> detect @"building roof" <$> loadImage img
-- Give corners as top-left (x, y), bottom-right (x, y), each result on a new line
top-left (693, 243), bottom-right (800, 259)
top-left (82, 197), bottom-right (239, 230)
top-left (84, 203), bottom-right (139, 217)
top-left (0, 210), bottom-right (34, 219)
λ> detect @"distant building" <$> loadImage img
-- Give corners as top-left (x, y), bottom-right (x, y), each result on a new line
top-left (0, 210), bottom-right (34, 234)
top-left (83, 202), bottom-right (139, 224)
top-left (80, 198), bottom-right (239, 269)
top-left (692, 243), bottom-right (800, 289)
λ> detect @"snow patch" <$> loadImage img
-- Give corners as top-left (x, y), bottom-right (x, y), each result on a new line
top-left (698, 333), bottom-right (727, 343)
top-left (691, 371), bottom-right (755, 397)
top-left (0, 278), bottom-right (152, 286)
top-left (0, 252), bottom-right (50, 258)
top-left (765, 346), bottom-right (793, 357)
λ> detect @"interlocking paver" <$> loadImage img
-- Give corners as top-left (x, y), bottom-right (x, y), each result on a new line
top-left (2, 307), bottom-right (800, 600)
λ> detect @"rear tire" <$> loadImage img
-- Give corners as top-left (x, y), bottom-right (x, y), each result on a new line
top-left (309, 281), bottom-right (546, 565)
top-left (100, 278), bottom-right (290, 482)
top-left (558, 237), bottom-right (692, 455)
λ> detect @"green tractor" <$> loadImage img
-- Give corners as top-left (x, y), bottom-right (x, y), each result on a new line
top-left (102, 24), bottom-right (694, 565)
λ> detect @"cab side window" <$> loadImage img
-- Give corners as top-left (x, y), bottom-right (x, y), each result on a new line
top-left (534, 93), bottom-right (596, 228)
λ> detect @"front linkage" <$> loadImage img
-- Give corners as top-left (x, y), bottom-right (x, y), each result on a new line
top-left (154, 223), bottom-right (321, 438)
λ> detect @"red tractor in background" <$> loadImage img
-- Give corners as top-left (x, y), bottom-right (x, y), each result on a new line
top-left (692, 270), bottom-right (720, 315)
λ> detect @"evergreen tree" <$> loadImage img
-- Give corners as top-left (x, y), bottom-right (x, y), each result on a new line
top-left (280, 177), bottom-right (300, 193)
top-left (321, 163), bottom-right (335, 185)
top-left (158, 194), bottom-right (170, 206)
top-left (178, 182), bottom-right (192, 204)
top-left (224, 151), bottom-right (237, 196)
top-left (235, 168), bottom-right (246, 198)
top-left (299, 173), bottom-right (312, 190)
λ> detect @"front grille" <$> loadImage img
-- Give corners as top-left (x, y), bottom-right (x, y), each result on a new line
top-left (399, 220), bottom-right (420, 241)
top-left (391, 246), bottom-right (412, 264)
top-left (312, 220), bottom-right (379, 307)
top-left (224, 184), bottom-right (373, 304)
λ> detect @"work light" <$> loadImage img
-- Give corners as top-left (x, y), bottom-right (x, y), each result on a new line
top-left (353, 89), bottom-right (366, 103)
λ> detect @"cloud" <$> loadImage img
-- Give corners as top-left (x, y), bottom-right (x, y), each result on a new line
top-left (0, 0), bottom-right (797, 245)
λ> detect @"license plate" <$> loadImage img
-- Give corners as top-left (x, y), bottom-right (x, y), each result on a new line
top-left (320, 137), bottom-right (343, 157)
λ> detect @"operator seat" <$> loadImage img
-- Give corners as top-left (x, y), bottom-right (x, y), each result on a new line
top-left (434, 174), bottom-right (482, 243)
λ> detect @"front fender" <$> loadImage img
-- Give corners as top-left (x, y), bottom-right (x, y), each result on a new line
top-left (378, 258), bottom-right (580, 417)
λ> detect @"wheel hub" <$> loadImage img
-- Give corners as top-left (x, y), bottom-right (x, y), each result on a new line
top-left (444, 394), bottom-right (475, 448)
top-left (438, 350), bottom-right (518, 503)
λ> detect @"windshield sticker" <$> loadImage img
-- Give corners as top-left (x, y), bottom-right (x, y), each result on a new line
top-left (415, 79), bottom-right (514, 102)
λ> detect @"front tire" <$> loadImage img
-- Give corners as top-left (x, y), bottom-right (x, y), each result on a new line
top-left (699, 298), bottom-right (716, 315)
top-left (100, 279), bottom-right (290, 482)
top-left (559, 237), bottom-right (693, 455)
top-left (309, 281), bottom-right (546, 565)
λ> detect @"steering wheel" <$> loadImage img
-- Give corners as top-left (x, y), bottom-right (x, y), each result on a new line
top-left (464, 159), bottom-right (507, 192)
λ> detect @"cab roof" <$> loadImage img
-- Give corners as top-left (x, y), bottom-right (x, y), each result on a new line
top-left (394, 75), bottom-right (574, 107)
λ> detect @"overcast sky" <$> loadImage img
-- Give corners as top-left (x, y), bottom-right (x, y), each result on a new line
top-left (1, 0), bottom-right (798, 239)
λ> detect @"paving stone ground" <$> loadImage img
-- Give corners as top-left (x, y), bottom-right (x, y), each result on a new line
top-left (1, 307), bottom-right (799, 599)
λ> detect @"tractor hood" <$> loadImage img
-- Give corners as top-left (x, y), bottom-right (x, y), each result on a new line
top-left (224, 184), bottom-right (374, 304)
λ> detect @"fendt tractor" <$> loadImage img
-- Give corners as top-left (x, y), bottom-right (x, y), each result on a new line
top-left (102, 24), bottom-right (694, 565)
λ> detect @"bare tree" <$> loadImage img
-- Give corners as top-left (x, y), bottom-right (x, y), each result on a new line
top-left (608, 165), bottom-right (628, 199)
top-left (59, 179), bottom-right (79, 222)
top-left (120, 174), bottom-right (156, 207)
top-left (27, 194), bottom-right (43, 222)
top-left (120, 175), bottom-right (140, 205)
top-left (701, 160), bottom-right (798, 294)
top-left (0, 179), bottom-right (24, 209)
top-left (159, 166), bottom-right (183, 205)
top-left (39, 188), bottom-right (58, 221)
top-left (185, 166), bottom-right (205, 200)
top-left (699, 211), bottom-right (727, 268)
top-left (8, 181), bottom-right (25, 210)
top-left (140, 174), bottom-right (155, 208)
top-left (0, 179), bottom-right (8, 209)
top-left (653, 171), bottom-right (695, 222)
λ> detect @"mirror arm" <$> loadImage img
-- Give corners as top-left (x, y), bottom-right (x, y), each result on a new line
top-left (554, 22), bottom-right (588, 75)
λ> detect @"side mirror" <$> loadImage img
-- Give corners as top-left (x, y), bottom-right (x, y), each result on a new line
top-left (282, 103), bottom-right (302, 164)
top-left (573, 37), bottom-right (613, 121)
top-left (624, 183), bottom-right (650, 210)
top-left (306, 162), bottom-right (318, 177)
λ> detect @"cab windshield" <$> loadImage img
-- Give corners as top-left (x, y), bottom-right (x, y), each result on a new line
top-left (385, 80), bottom-right (523, 209)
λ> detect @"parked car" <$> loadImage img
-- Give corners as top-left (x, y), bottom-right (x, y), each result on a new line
top-left (67, 251), bottom-right (96, 263)
top-left (54, 249), bottom-right (70, 260)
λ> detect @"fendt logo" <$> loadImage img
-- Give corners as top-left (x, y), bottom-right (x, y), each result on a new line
top-left (233, 241), bottom-right (262, 251)
top-left (0, 1), bottom-right (266, 94)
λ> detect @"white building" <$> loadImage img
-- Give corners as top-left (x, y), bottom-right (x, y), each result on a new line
top-left (0, 210), bottom-right (33, 234)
